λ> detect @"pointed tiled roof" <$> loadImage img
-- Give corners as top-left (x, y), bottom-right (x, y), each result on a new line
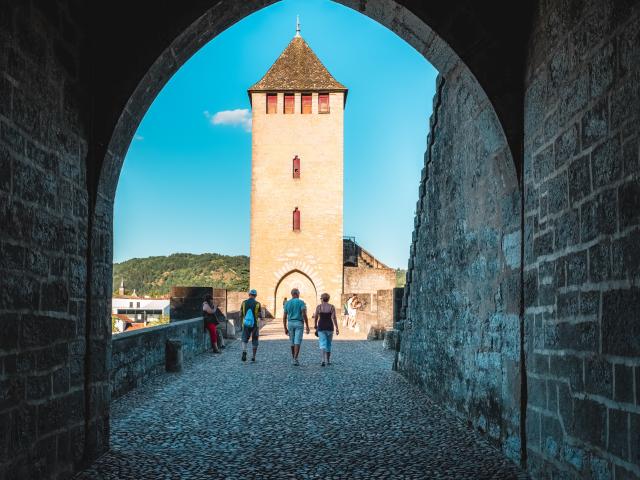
top-left (248, 36), bottom-right (347, 93)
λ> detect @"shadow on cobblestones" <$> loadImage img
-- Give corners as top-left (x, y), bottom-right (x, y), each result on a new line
top-left (75, 321), bottom-right (528, 479)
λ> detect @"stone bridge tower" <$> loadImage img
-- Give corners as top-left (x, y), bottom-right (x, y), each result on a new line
top-left (248, 27), bottom-right (347, 317)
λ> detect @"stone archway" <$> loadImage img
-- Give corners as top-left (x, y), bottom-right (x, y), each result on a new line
top-left (6, 1), bottom-right (640, 478)
top-left (274, 270), bottom-right (318, 318)
top-left (86, 0), bottom-right (524, 470)
top-left (92, 1), bottom-right (523, 207)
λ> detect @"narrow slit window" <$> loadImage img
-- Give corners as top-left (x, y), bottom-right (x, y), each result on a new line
top-left (301, 94), bottom-right (312, 114)
top-left (293, 207), bottom-right (301, 231)
top-left (284, 94), bottom-right (294, 114)
top-left (318, 93), bottom-right (330, 113)
top-left (293, 155), bottom-right (300, 178)
top-left (267, 94), bottom-right (277, 114)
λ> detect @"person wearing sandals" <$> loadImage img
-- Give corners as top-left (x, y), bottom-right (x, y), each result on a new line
top-left (313, 293), bottom-right (339, 366)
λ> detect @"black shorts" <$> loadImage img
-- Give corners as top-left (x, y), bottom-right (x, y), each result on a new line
top-left (241, 326), bottom-right (259, 346)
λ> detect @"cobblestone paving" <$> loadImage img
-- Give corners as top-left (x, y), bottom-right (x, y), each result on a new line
top-left (76, 321), bottom-right (528, 479)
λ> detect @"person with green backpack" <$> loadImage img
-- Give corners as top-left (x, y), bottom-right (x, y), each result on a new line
top-left (240, 289), bottom-right (262, 362)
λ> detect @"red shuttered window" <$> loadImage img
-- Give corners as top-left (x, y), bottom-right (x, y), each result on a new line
top-left (318, 93), bottom-right (330, 113)
top-left (267, 94), bottom-right (277, 114)
top-left (293, 155), bottom-right (300, 178)
top-left (293, 207), bottom-right (301, 231)
top-left (284, 94), bottom-right (294, 114)
top-left (301, 94), bottom-right (312, 114)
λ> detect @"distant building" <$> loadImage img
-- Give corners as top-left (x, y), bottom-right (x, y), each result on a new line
top-left (111, 296), bottom-right (170, 322)
top-left (112, 313), bottom-right (153, 334)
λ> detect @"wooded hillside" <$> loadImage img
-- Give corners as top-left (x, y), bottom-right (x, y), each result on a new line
top-left (113, 253), bottom-right (249, 296)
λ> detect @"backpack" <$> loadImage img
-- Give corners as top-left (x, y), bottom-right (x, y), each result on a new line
top-left (243, 305), bottom-right (255, 328)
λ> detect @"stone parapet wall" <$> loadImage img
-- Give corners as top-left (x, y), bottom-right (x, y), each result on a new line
top-left (226, 290), bottom-right (247, 329)
top-left (110, 317), bottom-right (208, 399)
top-left (170, 286), bottom-right (212, 320)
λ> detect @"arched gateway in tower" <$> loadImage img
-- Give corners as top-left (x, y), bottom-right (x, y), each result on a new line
top-left (248, 27), bottom-right (347, 317)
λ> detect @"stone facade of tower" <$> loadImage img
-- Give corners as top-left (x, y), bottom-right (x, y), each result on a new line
top-left (248, 35), bottom-right (347, 316)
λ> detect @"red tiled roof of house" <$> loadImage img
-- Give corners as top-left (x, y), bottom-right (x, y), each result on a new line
top-left (112, 314), bottom-right (133, 324)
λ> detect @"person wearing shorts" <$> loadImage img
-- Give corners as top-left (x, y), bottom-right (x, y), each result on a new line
top-left (240, 289), bottom-right (262, 362)
top-left (313, 293), bottom-right (339, 366)
top-left (283, 288), bottom-right (310, 366)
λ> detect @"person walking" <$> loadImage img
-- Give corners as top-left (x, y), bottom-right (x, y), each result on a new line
top-left (283, 288), bottom-right (310, 366)
top-left (313, 293), bottom-right (339, 366)
top-left (240, 289), bottom-right (262, 362)
top-left (202, 294), bottom-right (220, 354)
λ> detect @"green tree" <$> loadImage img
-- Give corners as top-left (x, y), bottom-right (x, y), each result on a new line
top-left (395, 269), bottom-right (407, 288)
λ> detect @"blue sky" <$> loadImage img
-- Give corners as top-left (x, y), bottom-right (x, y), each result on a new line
top-left (114, 0), bottom-right (437, 268)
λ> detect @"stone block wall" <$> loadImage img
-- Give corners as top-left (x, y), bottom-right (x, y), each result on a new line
top-left (343, 266), bottom-right (396, 295)
top-left (212, 288), bottom-right (227, 315)
top-left (340, 290), bottom-right (396, 334)
top-left (524, 1), bottom-right (640, 478)
top-left (376, 289), bottom-right (393, 325)
top-left (110, 317), bottom-right (208, 399)
top-left (226, 290), bottom-right (247, 329)
top-left (392, 287), bottom-right (404, 326)
top-left (398, 68), bottom-right (522, 463)
top-left (170, 286), bottom-right (212, 320)
top-left (0, 2), bottom-right (91, 478)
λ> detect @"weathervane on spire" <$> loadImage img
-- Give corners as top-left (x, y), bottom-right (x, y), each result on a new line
top-left (295, 15), bottom-right (301, 37)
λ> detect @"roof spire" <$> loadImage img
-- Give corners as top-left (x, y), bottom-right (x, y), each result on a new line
top-left (295, 15), bottom-right (301, 37)
top-left (248, 33), bottom-right (348, 93)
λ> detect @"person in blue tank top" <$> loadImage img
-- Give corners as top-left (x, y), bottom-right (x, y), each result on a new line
top-left (283, 288), bottom-right (310, 366)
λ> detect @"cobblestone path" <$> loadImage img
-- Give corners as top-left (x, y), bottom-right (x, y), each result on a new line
top-left (76, 321), bottom-right (527, 479)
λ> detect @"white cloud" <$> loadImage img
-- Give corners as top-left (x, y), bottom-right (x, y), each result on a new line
top-left (204, 109), bottom-right (252, 132)
top-left (133, 134), bottom-right (144, 141)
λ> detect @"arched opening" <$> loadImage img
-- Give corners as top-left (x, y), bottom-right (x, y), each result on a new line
top-left (90, 0), bottom-right (522, 470)
top-left (274, 269), bottom-right (318, 318)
